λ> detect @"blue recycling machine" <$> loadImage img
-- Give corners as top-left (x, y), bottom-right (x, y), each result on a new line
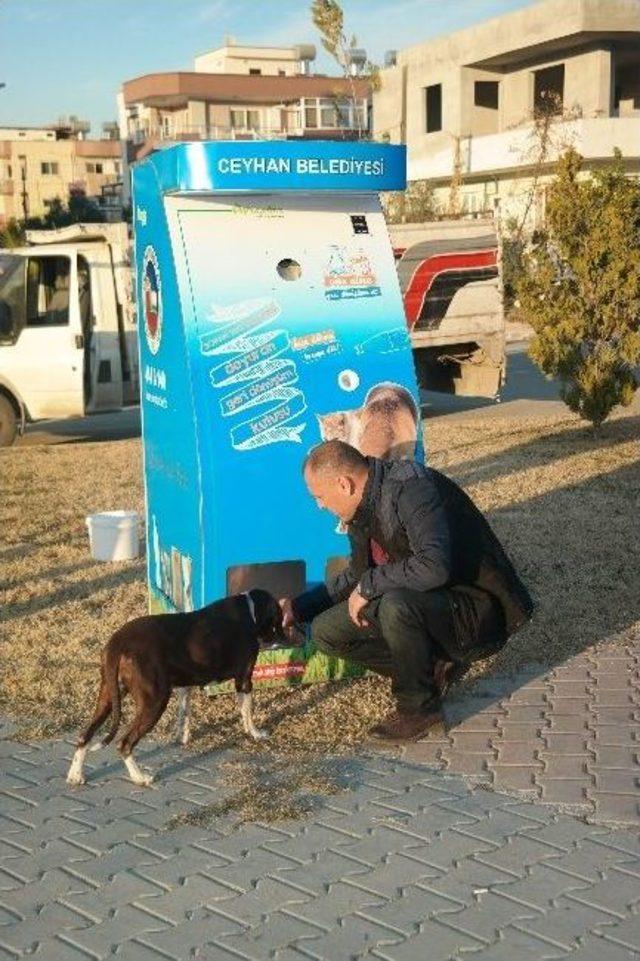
top-left (132, 139), bottom-right (423, 687)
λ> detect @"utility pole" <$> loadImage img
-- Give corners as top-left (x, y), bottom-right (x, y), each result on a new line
top-left (18, 155), bottom-right (28, 220)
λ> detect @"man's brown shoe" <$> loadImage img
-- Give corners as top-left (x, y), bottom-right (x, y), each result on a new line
top-left (368, 707), bottom-right (444, 742)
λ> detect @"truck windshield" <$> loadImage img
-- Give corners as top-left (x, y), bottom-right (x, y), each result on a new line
top-left (0, 254), bottom-right (27, 345)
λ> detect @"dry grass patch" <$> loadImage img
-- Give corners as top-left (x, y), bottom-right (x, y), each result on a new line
top-left (1, 404), bottom-right (638, 760)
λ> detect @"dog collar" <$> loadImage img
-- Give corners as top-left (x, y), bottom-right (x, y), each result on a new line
top-left (243, 590), bottom-right (256, 623)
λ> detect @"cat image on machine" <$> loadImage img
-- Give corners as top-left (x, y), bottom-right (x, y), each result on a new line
top-left (317, 381), bottom-right (419, 460)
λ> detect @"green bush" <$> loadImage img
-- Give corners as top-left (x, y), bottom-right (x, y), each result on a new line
top-left (517, 149), bottom-right (640, 429)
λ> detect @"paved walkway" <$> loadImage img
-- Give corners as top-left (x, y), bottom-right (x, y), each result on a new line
top-left (2, 628), bottom-right (640, 960)
top-left (406, 625), bottom-right (640, 827)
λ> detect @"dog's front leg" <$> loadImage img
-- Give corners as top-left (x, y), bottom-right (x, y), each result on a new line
top-left (66, 745), bottom-right (88, 785)
top-left (236, 691), bottom-right (268, 740)
top-left (122, 753), bottom-right (154, 787)
top-left (173, 688), bottom-right (191, 746)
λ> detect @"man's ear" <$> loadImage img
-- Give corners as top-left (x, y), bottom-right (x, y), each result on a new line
top-left (338, 473), bottom-right (356, 495)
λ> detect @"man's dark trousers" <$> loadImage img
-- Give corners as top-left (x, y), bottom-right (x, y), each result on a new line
top-left (311, 588), bottom-right (457, 713)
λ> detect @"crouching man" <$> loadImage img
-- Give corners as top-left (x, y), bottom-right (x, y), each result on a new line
top-left (280, 440), bottom-right (533, 742)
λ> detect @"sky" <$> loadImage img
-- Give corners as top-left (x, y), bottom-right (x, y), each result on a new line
top-left (0, 0), bottom-right (536, 137)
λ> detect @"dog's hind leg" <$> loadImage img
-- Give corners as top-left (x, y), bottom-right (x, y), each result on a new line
top-left (67, 674), bottom-right (112, 786)
top-left (118, 691), bottom-right (170, 787)
top-left (173, 688), bottom-right (191, 746)
top-left (235, 676), bottom-right (267, 741)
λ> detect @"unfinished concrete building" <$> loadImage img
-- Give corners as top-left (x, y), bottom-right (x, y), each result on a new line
top-left (374, 0), bottom-right (640, 226)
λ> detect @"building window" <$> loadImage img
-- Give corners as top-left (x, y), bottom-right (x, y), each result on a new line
top-left (302, 97), bottom-right (366, 130)
top-left (40, 162), bottom-right (59, 175)
top-left (304, 103), bottom-right (318, 128)
top-left (230, 109), bottom-right (260, 131)
top-left (278, 69), bottom-right (286, 76)
top-left (249, 68), bottom-right (261, 75)
top-left (86, 162), bottom-right (104, 174)
top-left (474, 81), bottom-right (499, 110)
top-left (320, 98), bottom-right (337, 127)
top-left (534, 64), bottom-right (564, 116)
top-left (425, 84), bottom-right (442, 133)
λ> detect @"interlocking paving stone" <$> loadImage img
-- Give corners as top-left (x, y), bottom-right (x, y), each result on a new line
top-left (586, 791), bottom-right (640, 824)
top-left (288, 913), bottom-right (407, 959)
top-left (444, 751), bottom-right (494, 778)
top-left (58, 904), bottom-right (173, 958)
top-left (0, 907), bottom-right (92, 955)
top-left (3, 629), bottom-right (640, 960)
top-left (448, 925), bottom-right (570, 960)
top-left (352, 887), bottom-right (454, 933)
top-left (489, 764), bottom-right (541, 792)
top-left (402, 739), bottom-right (446, 765)
top-left (494, 740), bottom-right (543, 764)
top-left (536, 776), bottom-right (592, 805)
top-left (436, 888), bottom-right (542, 943)
top-left (497, 720), bottom-right (547, 740)
top-left (548, 715), bottom-right (590, 733)
top-left (135, 912), bottom-right (245, 960)
top-left (567, 934), bottom-right (640, 960)
top-left (448, 731), bottom-right (495, 752)
top-left (592, 770), bottom-right (640, 793)
top-left (598, 914), bottom-right (640, 953)
top-left (473, 834), bottom-right (565, 877)
top-left (214, 911), bottom-right (327, 958)
top-left (369, 917), bottom-right (486, 960)
top-left (279, 880), bottom-right (387, 930)
top-left (23, 936), bottom-right (100, 961)
top-left (490, 864), bottom-right (592, 913)
top-left (513, 898), bottom-right (618, 949)
top-left (564, 874), bottom-right (640, 919)
top-left (588, 746), bottom-right (639, 769)
top-left (591, 725), bottom-right (640, 747)
top-left (540, 755), bottom-right (589, 778)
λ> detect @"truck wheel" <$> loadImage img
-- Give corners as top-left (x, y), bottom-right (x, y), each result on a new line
top-left (0, 395), bottom-right (18, 447)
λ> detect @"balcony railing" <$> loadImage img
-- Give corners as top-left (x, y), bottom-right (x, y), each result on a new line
top-left (408, 116), bottom-right (640, 182)
top-left (129, 121), bottom-right (369, 145)
top-left (131, 124), bottom-right (302, 144)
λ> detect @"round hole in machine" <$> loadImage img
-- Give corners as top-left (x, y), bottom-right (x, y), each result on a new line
top-left (276, 258), bottom-right (302, 281)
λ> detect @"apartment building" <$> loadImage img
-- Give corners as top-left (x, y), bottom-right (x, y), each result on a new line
top-left (374, 0), bottom-right (640, 225)
top-left (0, 125), bottom-right (122, 225)
top-left (119, 41), bottom-right (371, 175)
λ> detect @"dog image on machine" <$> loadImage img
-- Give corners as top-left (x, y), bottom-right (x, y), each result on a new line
top-left (66, 590), bottom-right (285, 787)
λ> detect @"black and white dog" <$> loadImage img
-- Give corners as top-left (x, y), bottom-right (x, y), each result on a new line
top-left (67, 590), bottom-right (285, 787)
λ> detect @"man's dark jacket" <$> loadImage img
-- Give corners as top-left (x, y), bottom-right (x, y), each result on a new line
top-left (294, 458), bottom-right (533, 651)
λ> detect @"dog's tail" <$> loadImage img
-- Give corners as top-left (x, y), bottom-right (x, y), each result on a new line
top-left (96, 643), bottom-right (123, 749)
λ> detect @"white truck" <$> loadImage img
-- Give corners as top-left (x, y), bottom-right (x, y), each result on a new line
top-left (0, 223), bottom-right (139, 445)
top-left (389, 218), bottom-right (505, 398)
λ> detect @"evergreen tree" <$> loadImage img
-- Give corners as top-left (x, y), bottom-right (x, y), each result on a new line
top-left (517, 148), bottom-right (640, 429)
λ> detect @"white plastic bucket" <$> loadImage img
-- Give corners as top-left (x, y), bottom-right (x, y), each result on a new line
top-left (86, 510), bottom-right (140, 562)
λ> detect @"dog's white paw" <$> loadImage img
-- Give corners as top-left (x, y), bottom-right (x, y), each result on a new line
top-left (250, 728), bottom-right (268, 741)
top-left (131, 772), bottom-right (154, 788)
top-left (66, 771), bottom-right (86, 786)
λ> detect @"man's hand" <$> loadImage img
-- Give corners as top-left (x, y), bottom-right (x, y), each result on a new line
top-left (279, 597), bottom-right (295, 629)
top-left (279, 597), bottom-right (305, 646)
top-left (348, 586), bottom-right (370, 628)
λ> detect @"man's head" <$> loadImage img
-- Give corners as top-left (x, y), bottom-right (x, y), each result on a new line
top-left (303, 440), bottom-right (369, 523)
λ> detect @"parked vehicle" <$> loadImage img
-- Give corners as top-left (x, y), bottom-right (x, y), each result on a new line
top-left (0, 223), bottom-right (138, 445)
top-left (0, 216), bottom-right (504, 446)
top-left (389, 218), bottom-right (505, 397)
